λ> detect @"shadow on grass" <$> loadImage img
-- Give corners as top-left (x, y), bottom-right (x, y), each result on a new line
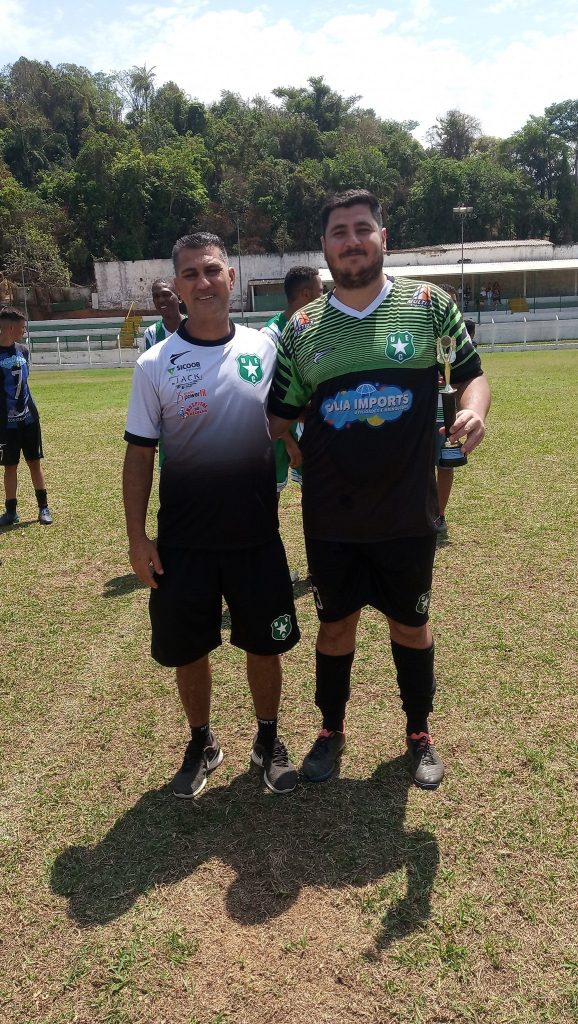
top-left (102, 573), bottom-right (146, 598)
top-left (51, 756), bottom-right (438, 951)
top-left (0, 520), bottom-right (36, 533)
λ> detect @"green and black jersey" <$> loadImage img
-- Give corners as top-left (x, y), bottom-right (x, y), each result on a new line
top-left (268, 277), bottom-right (483, 542)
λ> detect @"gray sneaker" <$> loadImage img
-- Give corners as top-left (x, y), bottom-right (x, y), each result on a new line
top-left (251, 736), bottom-right (297, 794)
top-left (407, 732), bottom-right (444, 789)
top-left (435, 515), bottom-right (448, 544)
top-left (38, 506), bottom-right (53, 525)
top-left (0, 510), bottom-right (19, 527)
top-left (172, 733), bottom-right (224, 798)
top-left (301, 730), bottom-right (346, 783)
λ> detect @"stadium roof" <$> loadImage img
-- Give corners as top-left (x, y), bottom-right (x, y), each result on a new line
top-left (387, 239), bottom-right (551, 255)
top-left (319, 259), bottom-right (578, 283)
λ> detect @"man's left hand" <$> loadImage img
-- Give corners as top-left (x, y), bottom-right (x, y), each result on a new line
top-left (447, 408), bottom-right (486, 454)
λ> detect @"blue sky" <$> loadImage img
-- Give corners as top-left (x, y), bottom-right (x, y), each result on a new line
top-left (1, 0), bottom-right (576, 140)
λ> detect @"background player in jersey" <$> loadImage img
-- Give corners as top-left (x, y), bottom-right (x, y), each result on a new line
top-left (123, 232), bottom-right (300, 799)
top-left (143, 279), bottom-right (184, 350)
top-left (435, 288), bottom-right (479, 543)
top-left (435, 284), bottom-right (459, 543)
top-left (262, 266), bottom-right (323, 581)
top-left (268, 190), bottom-right (490, 789)
top-left (0, 306), bottom-right (53, 527)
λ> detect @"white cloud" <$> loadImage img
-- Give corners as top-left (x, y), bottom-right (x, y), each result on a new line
top-left (1, 1), bottom-right (577, 142)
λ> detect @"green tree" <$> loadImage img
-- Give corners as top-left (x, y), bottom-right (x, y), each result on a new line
top-left (121, 64), bottom-right (156, 119)
top-left (150, 81), bottom-right (191, 134)
top-left (273, 76), bottom-right (360, 133)
top-left (3, 225), bottom-right (70, 287)
top-left (426, 109), bottom-right (481, 160)
top-left (146, 137), bottom-right (210, 254)
top-left (545, 99), bottom-right (578, 182)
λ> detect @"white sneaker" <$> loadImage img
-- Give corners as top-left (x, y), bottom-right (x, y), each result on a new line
top-left (38, 506), bottom-right (53, 525)
top-left (290, 570), bottom-right (299, 584)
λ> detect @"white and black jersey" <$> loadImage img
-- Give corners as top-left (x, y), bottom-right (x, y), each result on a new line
top-left (125, 322), bottom-right (278, 549)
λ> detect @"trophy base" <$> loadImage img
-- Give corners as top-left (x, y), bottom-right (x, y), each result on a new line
top-left (439, 445), bottom-right (467, 468)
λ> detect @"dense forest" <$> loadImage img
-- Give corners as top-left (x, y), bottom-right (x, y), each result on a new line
top-left (2, 57), bottom-right (578, 286)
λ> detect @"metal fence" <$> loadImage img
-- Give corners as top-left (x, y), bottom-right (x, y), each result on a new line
top-left (28, 328), bottom-right (130, 367)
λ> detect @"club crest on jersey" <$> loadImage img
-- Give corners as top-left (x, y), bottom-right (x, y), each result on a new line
top-left (409, 284), bottom-right (433, 308)
top-left (385, 331), bottom-right (416, 363)
top-left (291, 310), bottom-right (313, 337)
top-left (236, 354), bottom-right (263, 386)
top-left (271, 614), bottom-right (292, 640)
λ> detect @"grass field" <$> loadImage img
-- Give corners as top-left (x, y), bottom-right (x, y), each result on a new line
top-left (0, 352), bottom-right (577, 1024)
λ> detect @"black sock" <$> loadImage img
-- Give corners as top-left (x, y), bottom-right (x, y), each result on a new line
top-left (256, 717), bottom-right (277, 754)
top-left (190, 723), bottom-right (210, 749)
top-left (35, 489), bottom-right (47, 509)
top-left (315, 649), bottom-right (354, 733)
top-left (5, 498), bottom-right (17, 514)
top-left (390, 641), bottom-right (436, 735)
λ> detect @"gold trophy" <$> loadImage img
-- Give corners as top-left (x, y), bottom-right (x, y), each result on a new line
top-left (436, 336), bottom-right (467, 468)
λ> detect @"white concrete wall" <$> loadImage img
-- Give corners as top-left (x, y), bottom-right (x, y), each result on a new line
top-left (95, 242), bottom-right (578, 310)
top-left (31, 348), bottom-right (139, 370)
top-left (475, 316), bottom-right (578, 345)
top-left (94, 252), bottom-right (327, 312)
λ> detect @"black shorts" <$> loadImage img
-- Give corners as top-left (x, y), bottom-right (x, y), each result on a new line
top-left (0, 420), bottom-right (43, 466)
top-left (305, 534), bottom-right (437, 627)
top-left (149, 535), bottom-right (300, 667)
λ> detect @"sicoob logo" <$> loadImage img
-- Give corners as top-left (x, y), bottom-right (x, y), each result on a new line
top-left (168, 352), bottom-right (201, 374)
top-left (321, 382), bottom-right (413, 430)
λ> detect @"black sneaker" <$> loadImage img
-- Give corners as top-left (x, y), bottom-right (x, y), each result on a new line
top-left (251, 736), bottom-right (297, 794)
top-left (301, 729), bottom-right (346, 783)
top-left (407, 732), bottom-right (444, 789)
top-left (0, 510), bottom-right (19, 527)
top-left (172, 733), bottom-right (223, 798)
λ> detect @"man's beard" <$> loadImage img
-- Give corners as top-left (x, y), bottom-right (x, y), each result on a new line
top-left (326, 249), bottom-right (384, 290)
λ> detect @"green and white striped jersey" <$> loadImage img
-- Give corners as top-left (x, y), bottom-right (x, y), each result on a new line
top-left (269, 277), bottom-right (482, 542)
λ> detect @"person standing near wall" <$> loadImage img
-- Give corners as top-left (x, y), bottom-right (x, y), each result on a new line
top-left (0, 307), bottom-right (53, 527)
top-left (143, 279), bottom-right (184, 350)
top-left (268, 190), bottom-right (490, 789)
top-left (123, 233), bottom-right (300, 799)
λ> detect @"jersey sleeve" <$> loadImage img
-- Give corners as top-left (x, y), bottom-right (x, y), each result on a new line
top-left (432, 290), bottom-right (483, 384)
top-left (143, 325), bottom-right (155, 351)
top-left (260, 323), bottom-right (279, 345)
top-left (268, 325), bottom-right (312, 420)
top-left (124, 361), bottom-right (161, 446)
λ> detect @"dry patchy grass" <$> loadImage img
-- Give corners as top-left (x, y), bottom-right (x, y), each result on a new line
top-left (0, 354), bottom-right (577, 1024)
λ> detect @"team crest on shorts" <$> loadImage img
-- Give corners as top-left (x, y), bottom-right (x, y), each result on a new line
top-left (385, 331), bottom-right (415, 364)
top-left (236, 354), bottom-right (263, 386)
top-left (416, 590), bottom-right (431, 614)
top-left (271, 614), bottom-right (292, 640)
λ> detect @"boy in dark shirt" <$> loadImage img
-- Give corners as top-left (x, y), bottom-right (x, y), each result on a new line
top-left (0, 307), bottom-right (53, 526)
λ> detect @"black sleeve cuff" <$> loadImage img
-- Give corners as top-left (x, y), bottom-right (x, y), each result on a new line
top-left (452, 359), bottom-right (484, 385)
top-left (124, 431), bottom-right (158, 447)
top-left (267, 395), bottom-right (303, 421)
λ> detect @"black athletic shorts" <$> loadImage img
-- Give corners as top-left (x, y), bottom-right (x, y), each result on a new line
top-left (0, 420), bottom-right (43, 466)
top-left (305, 534), bottom-right (437, 627)
top-left (149, 534), bottom-right (300, 667)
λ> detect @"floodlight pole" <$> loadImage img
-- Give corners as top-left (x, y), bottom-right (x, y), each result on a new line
top-left (453, 206), bottom-right (473, 313)
top-left (236, 217), bottom-right (246, 324)
top-left (16, 233), bottom-right (30, 339)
